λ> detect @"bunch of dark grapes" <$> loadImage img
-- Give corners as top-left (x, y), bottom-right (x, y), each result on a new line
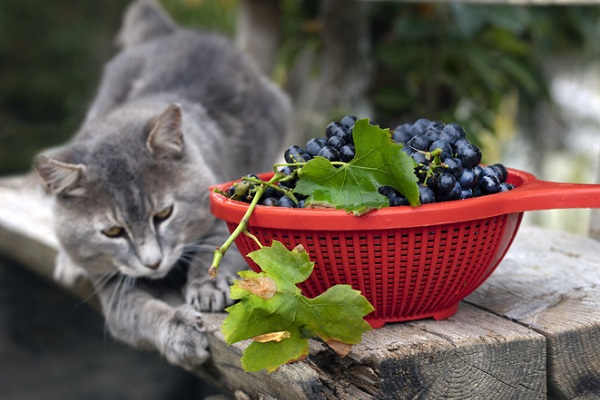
top-left (224, 115), bottom-right (358, 208)
top-left (385, 118), bottom-right (514, 206)
top-left (223, 116), bottom-right (513, 208)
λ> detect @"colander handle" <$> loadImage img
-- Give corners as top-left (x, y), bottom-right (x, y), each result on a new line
top-left (502, 177), bottom-right (600, 213)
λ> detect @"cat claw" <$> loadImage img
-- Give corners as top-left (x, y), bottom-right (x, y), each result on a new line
top-left (184, 274), bottom-right (235, 312)
top-left (159, 305), bottom-right (210, 370)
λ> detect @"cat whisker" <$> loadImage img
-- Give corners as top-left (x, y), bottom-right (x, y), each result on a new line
top-left (76, 270), bottom-right (120, 307)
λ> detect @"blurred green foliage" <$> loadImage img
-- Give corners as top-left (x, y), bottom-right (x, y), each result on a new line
top-left (1, 1), bottom-right (600, 175)
top-left (367, 4), bottom-right (600, 145)
top-left (0, 0), bottom-right (238, 175)
top-left (0, 0), bottom-right (128, 174)
top-left (160, 0), bottom-right (238, 35)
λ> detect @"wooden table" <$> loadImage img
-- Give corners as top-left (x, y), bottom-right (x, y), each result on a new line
top-left (1, 175), bottom-right (599, 399)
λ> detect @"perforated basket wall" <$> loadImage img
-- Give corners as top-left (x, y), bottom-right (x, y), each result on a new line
top-left (227, 212), bottom-right (523, 328)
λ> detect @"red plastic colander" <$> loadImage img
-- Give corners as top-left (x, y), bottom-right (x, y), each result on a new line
top-left (209, 168), bottom-right (600, 328)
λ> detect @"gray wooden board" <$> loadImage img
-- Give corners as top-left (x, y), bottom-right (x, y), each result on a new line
top-left (466, 226), bottom-right (600, 399)
top-left (1, 175), bottom-right (599, 398)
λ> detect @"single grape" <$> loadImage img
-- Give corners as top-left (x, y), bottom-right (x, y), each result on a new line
top-left (453, 138), bottom-right (470, 151)
top-left (429, 120), bottom-right (446, 131)
top-left (458, 168), bottom-right (478, 189)
top-left (317, 145), bottom-right (341, 162)
top-left (480, 166), bottom-right (500, 180)
top-left (435, 172), bottom-right (457, 194)
top-left (473, 165), bottom-right (484, 179)
top-left (339, 144), bottom-right (355, 162)
top-left (423, 128), bottom-right (442, 143)
top-left (340, 115), bottom-right (358, 130)
top-left (491, 163), bottom-right (508, 182)
top-left (277, 196), bottom-right (297, 208)
top-left (422, 171), bottom-right (437, 191)
top-left (260, 197), bottom-right (279, 207)
top-left (418, 185), bottom-right (435, 204)
top-left (407, 134), bottom-right (433, 151)
top-left (456, 142), bottom-right (482, 168)
top-left (392, 128), bottom-right (412, 144)
top-left (325, 121), bottom-right (345, 139)
top-left (326, 135), bottom-right (346, 150)
top-left (479, 175), bottom-right (501, 194)
top-left (499, 182), bottom-right (514, 192)
top-left (335, 128), bottom-right (353, 144)
top-left (443, 157), bottom-right (463, 178)
top-left (437, 181), bottom-right (462, 201)
top-left (460, 188), bottom-right (474, 200)
top-left (388, 192), bottom-right (409, 206)
top-left (305, 137), bottom-right (327, 157)
top-left (429, 139), bottom-right (452, 160)
top-left (394, 123), bottom-right (414, 140)
top-left (439, 123), bottom-right (466, 144)
top-left (410, 118), bottom-right (432, 136)
top-left (284, 145), bottom-right (311, 163)
top-left (378, 185), bottom-right (398, 198)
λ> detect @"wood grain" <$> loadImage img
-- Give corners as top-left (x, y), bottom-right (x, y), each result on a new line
top-left (467, 226), bottom-right (600, 399)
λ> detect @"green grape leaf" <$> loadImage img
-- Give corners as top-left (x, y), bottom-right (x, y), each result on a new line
top-left (221, 241), bottom-right (374, 373)
top-left (294, 119), bottom-right (420, 215)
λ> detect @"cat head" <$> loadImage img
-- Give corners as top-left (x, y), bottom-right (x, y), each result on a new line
top-left (34, 103), bottom-right (215, 279)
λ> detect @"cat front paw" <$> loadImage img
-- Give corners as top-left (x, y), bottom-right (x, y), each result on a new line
top-left (158, 305), bottom-right (210, 370)
top-left (185, 273), bottom-right (235, 312)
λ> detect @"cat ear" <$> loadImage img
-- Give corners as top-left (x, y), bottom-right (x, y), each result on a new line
top-left (146, 103), bottom-right (184, 158)
top-left (34, 155), bottom-right (87, 196)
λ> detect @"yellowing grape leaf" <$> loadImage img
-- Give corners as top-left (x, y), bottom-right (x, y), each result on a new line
top-left (221, 241), bottom-right (374, 373)
top-left (294, 119), bottom-right (420, 215)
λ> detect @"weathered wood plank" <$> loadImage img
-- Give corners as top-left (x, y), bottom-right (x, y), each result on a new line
top-left (198, 302), bottom-right (546, 399)
top-left (467, 226), bottom-right (600, 399)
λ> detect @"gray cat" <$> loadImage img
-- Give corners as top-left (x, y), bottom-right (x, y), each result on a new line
top-left (33, 0), bottom-right (289, 369)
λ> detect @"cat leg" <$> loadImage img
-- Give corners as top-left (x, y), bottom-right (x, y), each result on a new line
top-left (95, 279), bottom-right (209, 370)
top-left (184, 220), bottom-right (247, 312)
top-left (53, 250), bottom-right (88, 286)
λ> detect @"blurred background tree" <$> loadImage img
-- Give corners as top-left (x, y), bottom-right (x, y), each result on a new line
top-left (0, 0), bottom-right (239, 174)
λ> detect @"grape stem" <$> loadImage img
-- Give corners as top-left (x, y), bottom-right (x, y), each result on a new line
top-left (209, 174), bottom-right (279, 277)
top-left (243, 174), bottom-right (298, 203)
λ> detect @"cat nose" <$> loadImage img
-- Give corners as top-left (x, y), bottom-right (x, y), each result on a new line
top-left (145, 260), bottom-right (161, 270)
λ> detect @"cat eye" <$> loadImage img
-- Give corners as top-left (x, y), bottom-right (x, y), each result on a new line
top-left (154, 205), bottom-right (173, 223)
top-left (101, 226), bottom-right (126, 238)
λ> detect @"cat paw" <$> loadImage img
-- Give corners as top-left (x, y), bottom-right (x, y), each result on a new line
top-left (185, 274), bottom-right (235, 312)
top-left (158, 305), bottom-right (210, 370)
